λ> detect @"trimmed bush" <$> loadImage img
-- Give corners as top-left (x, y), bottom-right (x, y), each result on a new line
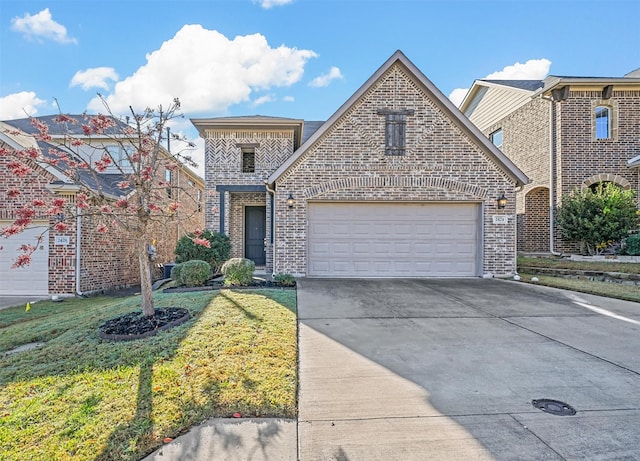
top-left (170, 263), bottom-right (183, 283)
top-left (221, 258), bottom-right (255, 286)
top-left (174, 230), bottom-right (231, 275)
top-left (274, 273), bottom-right (296, 287)
top-left (177, 260), bottom-right (212, 287)
top-left (625, 233), bottom-right (640, 256)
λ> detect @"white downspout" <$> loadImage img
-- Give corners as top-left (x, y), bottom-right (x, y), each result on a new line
top-left (265, 181), bottom-right (277, 276)
top-left (75, 208), bottom-right (85, 296)
top-left (544, 97), bottom-right (562, 256)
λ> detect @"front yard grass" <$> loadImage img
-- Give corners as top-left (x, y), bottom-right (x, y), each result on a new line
top-left (518, 256), bottom-right (640, 302)
top-left (0, 289), bottom-right (297, 461)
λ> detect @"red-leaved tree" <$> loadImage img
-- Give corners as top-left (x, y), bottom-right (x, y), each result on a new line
top-left (0, 97), bottom-right (208, 317)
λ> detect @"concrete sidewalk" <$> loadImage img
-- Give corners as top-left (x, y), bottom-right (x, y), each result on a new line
top-left (141, 418), bottom-right (297, 461)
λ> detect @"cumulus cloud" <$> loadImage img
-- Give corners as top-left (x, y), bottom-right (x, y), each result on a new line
top-left (252, 94), bottom-right (275, 107)
top-left (449, 58), bottom-right (551, 107)
top-left (0, 92), bottom-right (46, 119)
top-left (88, 25), bottom-right (317, 115)
top-left (70, 67), bottom-right (119, 90)
top-left (10, 8), bottom-right (77, 44)
top-left (309, 66), bottom-right (344, 88)
top-left (253, 0), bottom-right (295, 9)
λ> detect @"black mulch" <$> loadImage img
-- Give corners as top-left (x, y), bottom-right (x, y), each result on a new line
top-left (98, 307), bottom-right (190, 341)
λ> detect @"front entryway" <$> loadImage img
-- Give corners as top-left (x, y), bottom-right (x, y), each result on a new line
top-left (244, 206), bottom-right (266, 265)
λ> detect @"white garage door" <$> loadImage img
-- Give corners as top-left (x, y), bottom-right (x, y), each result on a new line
top-left (308, 202), bottom-right (480, 277)
top-left (0, 223), bottom-right (49, 295)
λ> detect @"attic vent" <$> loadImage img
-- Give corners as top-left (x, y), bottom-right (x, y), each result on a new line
top-left (377, 109), bottom-right (415, 156)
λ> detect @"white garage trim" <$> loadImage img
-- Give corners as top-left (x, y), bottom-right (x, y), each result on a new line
top-left (0, 222), bottom-right (49, 295)
top-left (307, 202), bottom-right (482, 278)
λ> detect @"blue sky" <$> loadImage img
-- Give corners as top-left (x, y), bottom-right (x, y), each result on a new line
top-left (1, 0), bottom-right (639, 174)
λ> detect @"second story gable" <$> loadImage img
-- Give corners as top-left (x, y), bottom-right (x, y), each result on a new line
top-left (191, 116), bottom-right (323, 187)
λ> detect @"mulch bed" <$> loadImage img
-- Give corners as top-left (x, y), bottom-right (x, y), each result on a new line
top-left (99, 307), bottom-right (190, 341)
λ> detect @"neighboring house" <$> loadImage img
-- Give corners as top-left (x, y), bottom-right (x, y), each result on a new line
top-left (460, 69), bottom-right (640, 254)
top-left (193, 50), bottom-right (528, 279)
top-left (0, 115), bottom-right (205, 296)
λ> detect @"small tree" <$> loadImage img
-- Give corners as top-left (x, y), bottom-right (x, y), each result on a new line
top-left (174, 229), bottom-right (230, 275)
top-left (0, 97), bottom-right (208, 317)
top-left (555, 183), bottom-right (639, 255)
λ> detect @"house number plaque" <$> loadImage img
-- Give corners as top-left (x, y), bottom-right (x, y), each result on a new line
top-left (54, 236), bottom-right (70, 245)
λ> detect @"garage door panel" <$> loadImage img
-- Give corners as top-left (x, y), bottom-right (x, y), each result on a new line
top-left (308, 203), bottom-right (480, 278)
top-left (0, 223), bottom-right (49, 295)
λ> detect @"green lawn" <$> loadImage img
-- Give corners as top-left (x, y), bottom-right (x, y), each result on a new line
top-left (518, 256), bottom-right (640, 302)
top-left (0, 289), bottom-right (297, 461)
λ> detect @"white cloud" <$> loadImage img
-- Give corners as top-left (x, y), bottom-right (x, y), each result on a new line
top-left (88, 25), bottom-right (317, 115)
top-left (253, 0), bottom-right (295, 9)
top-left (449, 58), bottom-right (552, 107)
top-left (309, 66), bottom-right (344, 88)
top-left (10, 8), bottom-right (77, 44)
top-left (252, 94), bottom-right (275, 107)
top-left (70, 67), bottom-right (119, 91)
top-left (0, 92), bottom-right (46, 119)
top-left (283, 96), bottom-right (295, 102)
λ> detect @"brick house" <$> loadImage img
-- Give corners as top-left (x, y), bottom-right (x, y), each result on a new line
top-left (459, 70), bottom-right (640, 253)
top-left (0, 115), bottom-right (204, 296)
top-left (193, 51), bottom-right (528, 278)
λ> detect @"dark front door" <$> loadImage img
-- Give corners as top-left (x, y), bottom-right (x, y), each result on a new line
top-left (245, 206), bottom-right (266, 265)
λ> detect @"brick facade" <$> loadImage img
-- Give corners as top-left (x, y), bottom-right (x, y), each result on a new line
top-left (472, 84), bottom-right (640, 255)
top-left (0, 135), bottom-right (204, 296)
top-left (271, 63), bottom-right (519, 277)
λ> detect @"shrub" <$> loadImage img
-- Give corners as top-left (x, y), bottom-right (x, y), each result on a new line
top-left (170, 263), bottom-right (183, 283)
top-left (625, 233), bottom-right (640, 256)
top-left (273, 273), bottom-right (296, 287)
top-left (221, 258), bottom-right (255, 286)
top-left (555, 183), bottom-right (639, 255)
top-left (177, 260), bottom-right (212, 287)
top-left (174, 230), bottom-right (231, 275)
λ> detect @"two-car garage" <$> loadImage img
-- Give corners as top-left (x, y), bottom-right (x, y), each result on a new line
top-left (0, 223), bottom-right (49, 296)
top-left (307, 202), bottom-right (481, 278)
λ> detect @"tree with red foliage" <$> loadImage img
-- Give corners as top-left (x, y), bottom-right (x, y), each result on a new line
top-left (0, 97), bottom-right (207, 317)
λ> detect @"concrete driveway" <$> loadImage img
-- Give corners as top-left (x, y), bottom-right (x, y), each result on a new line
top-left (297, 278), bottom-right (640, 460)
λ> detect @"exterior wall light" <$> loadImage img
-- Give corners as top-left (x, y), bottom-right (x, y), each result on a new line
top-left (287, 193), bottom-right (295, 208)
top-left (497, 193), bottom-right (508, 209)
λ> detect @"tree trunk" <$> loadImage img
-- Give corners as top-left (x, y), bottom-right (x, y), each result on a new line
top-left (138, 238), bottom-right (155, 317)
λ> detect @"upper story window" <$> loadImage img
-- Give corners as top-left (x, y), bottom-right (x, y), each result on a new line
top-left (489, 128), bottom-right (503, 149)
top-left (242, 147), bottom-right (255, 173)
top-left (377, 109), bottom-right (415, 156)
top-left (105, 144), bottom-right (133, 169)
top-left (165, 169), bottom-right (173, 198)
top-left (595, 106), bottom-right (611, 139)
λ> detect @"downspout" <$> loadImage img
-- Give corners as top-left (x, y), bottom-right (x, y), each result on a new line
top-left (264, 181), bottom-right (276, 276)
top-left (75, 208), bottom-right (85, 296)
top-left (543, 96), bottom-right (563, 256)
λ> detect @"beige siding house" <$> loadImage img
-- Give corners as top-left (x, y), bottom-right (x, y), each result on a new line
top-left (194, 51), bottom-right (528, 278)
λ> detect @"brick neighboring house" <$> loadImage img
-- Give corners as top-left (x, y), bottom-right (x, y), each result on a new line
top-left (460, 70), bottom-right (640, 254)
top-left (193, 50), bottom-right (528, 278)
top-left (0, 115), bottom-right (205, 296)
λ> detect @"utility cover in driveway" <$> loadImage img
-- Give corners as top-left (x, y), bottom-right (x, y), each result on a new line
top-left (307, 202), bottom-right (480, 277)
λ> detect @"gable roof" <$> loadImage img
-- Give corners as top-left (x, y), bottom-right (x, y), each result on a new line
top-left (268, 50), bottom-right (528, 187)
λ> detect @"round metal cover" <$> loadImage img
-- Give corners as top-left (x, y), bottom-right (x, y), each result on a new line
top-left (532, 399), bottom-right (576, 416)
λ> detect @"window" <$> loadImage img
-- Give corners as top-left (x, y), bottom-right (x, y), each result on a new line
top-left (595, 106), bottom-right (611, 139)
top-left (490, 129), bottom-right (503, 149)
top-left (242, 148), bottom-right (255, 173)
top-left (105, 145), bottom-right (132, 168)
top-left (197, 189), bottom-right (202, 212)
top-left (165, 169), bottom-right (173, 198)
top-left (377, 109), bottom-right (414, 155)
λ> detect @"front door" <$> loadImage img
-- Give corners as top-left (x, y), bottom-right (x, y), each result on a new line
top-left (245, 206), bottom-right (266, 265)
